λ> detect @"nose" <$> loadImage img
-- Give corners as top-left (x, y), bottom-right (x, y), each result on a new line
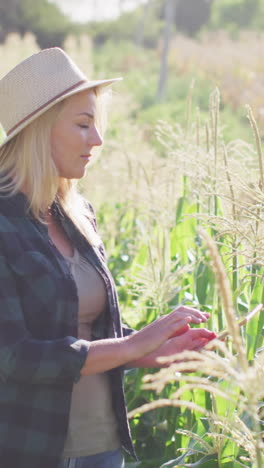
top-left (90, 124), bottom-right (103, 147)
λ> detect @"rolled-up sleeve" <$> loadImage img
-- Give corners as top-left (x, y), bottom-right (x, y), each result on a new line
top-left (122, 323), bottom-right (135, 337)
top-left (0, 255), bottom-right (89, 385)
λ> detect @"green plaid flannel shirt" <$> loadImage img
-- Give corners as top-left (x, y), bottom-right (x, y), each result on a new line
top-left (0, 192), bottom-right (135, 468)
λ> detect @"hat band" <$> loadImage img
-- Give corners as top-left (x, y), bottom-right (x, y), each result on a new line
top-left (7, 79), bottom-right (87, 136)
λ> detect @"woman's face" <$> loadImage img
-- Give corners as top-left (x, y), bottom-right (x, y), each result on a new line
top-left (50, 89), bottom-right (102, 179)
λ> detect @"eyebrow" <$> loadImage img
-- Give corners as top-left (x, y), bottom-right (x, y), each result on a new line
top-left (77, 112), bottom-right (94, 119)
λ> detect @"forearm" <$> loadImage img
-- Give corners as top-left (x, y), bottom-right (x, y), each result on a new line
top-left (80, 311), bottom-right (214, 375)
top-left (126, 351), bottom-right (163, 369)
top-left (81, 337), bottom-right (131, 375)
top-left (81, 314), bottom-right (192, 375)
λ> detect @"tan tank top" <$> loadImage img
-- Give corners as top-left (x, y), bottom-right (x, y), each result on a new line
top-left (62, 248), bottom-right (120, 458)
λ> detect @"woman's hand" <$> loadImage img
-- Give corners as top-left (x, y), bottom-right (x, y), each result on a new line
top-left (153, 327), bottom-right (216, 362)
top-left (168, 306), bottom-right (210, 336)
top-left (124, 306), bottom-right (210, 363)
top-left (127, 328), bottom-right (216, 369)
top-left (81, 306), bottom-right (211, 375)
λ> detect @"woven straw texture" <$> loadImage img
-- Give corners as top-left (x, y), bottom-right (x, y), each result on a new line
top-left (0, 47), bottom-right (121, 146)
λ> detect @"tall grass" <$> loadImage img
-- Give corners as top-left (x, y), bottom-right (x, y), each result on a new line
top-left (128, 232), bottom-right (264, 467)
top-left (87, 33), bottom-right (264, 467)
top-left (168, 31), bottom-right (264, 135)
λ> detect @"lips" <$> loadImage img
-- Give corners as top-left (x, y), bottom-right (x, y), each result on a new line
top-left (80, 154), bottom-right (91, 160)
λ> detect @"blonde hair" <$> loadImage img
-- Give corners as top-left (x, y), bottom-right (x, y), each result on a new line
top-left (0, 88), bottom-right (109, 246)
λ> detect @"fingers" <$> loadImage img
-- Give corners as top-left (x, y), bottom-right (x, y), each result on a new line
top-left (168, 318), bottom-right (216, 341)
top-left (167, 319), bottom-right (191, 337)
top-left (190, 329), bottom-right (216, 340)
top-left (168, 328), bottom-right (216, 353)
top-left (132, 315), bottom-right (193, 360)
top-left (172, 306), bottom-right (210, 324)
top-left (175, 328), bottom-right (216, 343)
top-left (170, 323), bottom-right (190, 337)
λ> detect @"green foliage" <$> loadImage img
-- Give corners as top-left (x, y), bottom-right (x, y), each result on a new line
top-left (88, 0), bottom-right (263, 47)
top-left (89, 6), bottom-right (163, 49)
top-left (93, 81), bottom-right (264, 466)
top-left (210, 0), bottom-right (260, 30)
top-left (0, 0), bottom-right (73, 47)
top-left (86, 34), bottom-right (264, 465)
top-left (93, 39), bottom-right (253, 146)
top-left (19, 0), bottom-right (72, 47)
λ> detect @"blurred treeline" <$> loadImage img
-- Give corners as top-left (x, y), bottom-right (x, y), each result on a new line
top-left (0, 0), bottom-right (264, 49)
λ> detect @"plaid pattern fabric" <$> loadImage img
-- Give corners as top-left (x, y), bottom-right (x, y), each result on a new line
top-left (0, 192), bottom-right (136, 468)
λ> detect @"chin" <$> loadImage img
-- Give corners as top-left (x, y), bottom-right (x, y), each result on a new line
top-left (61, 169), bottom-right (87, 179)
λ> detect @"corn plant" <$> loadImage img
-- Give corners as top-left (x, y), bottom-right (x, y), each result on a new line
top-left (128, 231), bottom-right (264, 467)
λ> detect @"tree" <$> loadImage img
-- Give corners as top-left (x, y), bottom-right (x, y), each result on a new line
top-left (175, 0), bottom-right (213, 36)
top-left (157, 0), bottom-right (214, 37)
top-left (156, 0), bottom-right (177, 101)
top-left (0, 0), bottom-right (21, 41)
top-left (135, 0), bottom-right (153, 47)
top-left (0, 0), bottom-right (72, 47)
top-left (21, 0), bottom-right (72, 48)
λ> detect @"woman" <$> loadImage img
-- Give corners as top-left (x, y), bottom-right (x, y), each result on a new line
top-left (0, 48), bottom-right (215, 468)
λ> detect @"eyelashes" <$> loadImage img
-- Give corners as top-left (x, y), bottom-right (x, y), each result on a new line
top-left (78, 124), bottom-right (89, 129)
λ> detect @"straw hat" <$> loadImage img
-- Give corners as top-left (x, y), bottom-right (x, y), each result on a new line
top-left (0, 47), bottom-right (122, 148)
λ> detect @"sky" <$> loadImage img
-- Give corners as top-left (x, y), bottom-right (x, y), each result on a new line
top-left (50, 0), bottom-right (147, 22)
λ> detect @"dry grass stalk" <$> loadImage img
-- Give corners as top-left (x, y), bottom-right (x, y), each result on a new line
top-left (199, 229), bottom-right (247, 370)
top-left (129, 342), bottom-right (264, 465)
top-left (155, 109), bottom-right (264, 271)
top-left (128, 397), bottom-right (210, 420)
top-left (223, 144), bottom-right (237, 222)
top-left (246, 105), bottom-right (264, 191)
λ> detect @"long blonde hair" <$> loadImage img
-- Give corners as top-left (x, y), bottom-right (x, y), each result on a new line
top-left (0, 88), bottom-right (109, 246)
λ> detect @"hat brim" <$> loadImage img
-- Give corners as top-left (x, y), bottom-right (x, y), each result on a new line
top-left (0, 77), bottom-right (122, 148)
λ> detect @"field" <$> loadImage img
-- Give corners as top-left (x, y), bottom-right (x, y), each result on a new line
top-left (1, 31), bottom-right (264, 467)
